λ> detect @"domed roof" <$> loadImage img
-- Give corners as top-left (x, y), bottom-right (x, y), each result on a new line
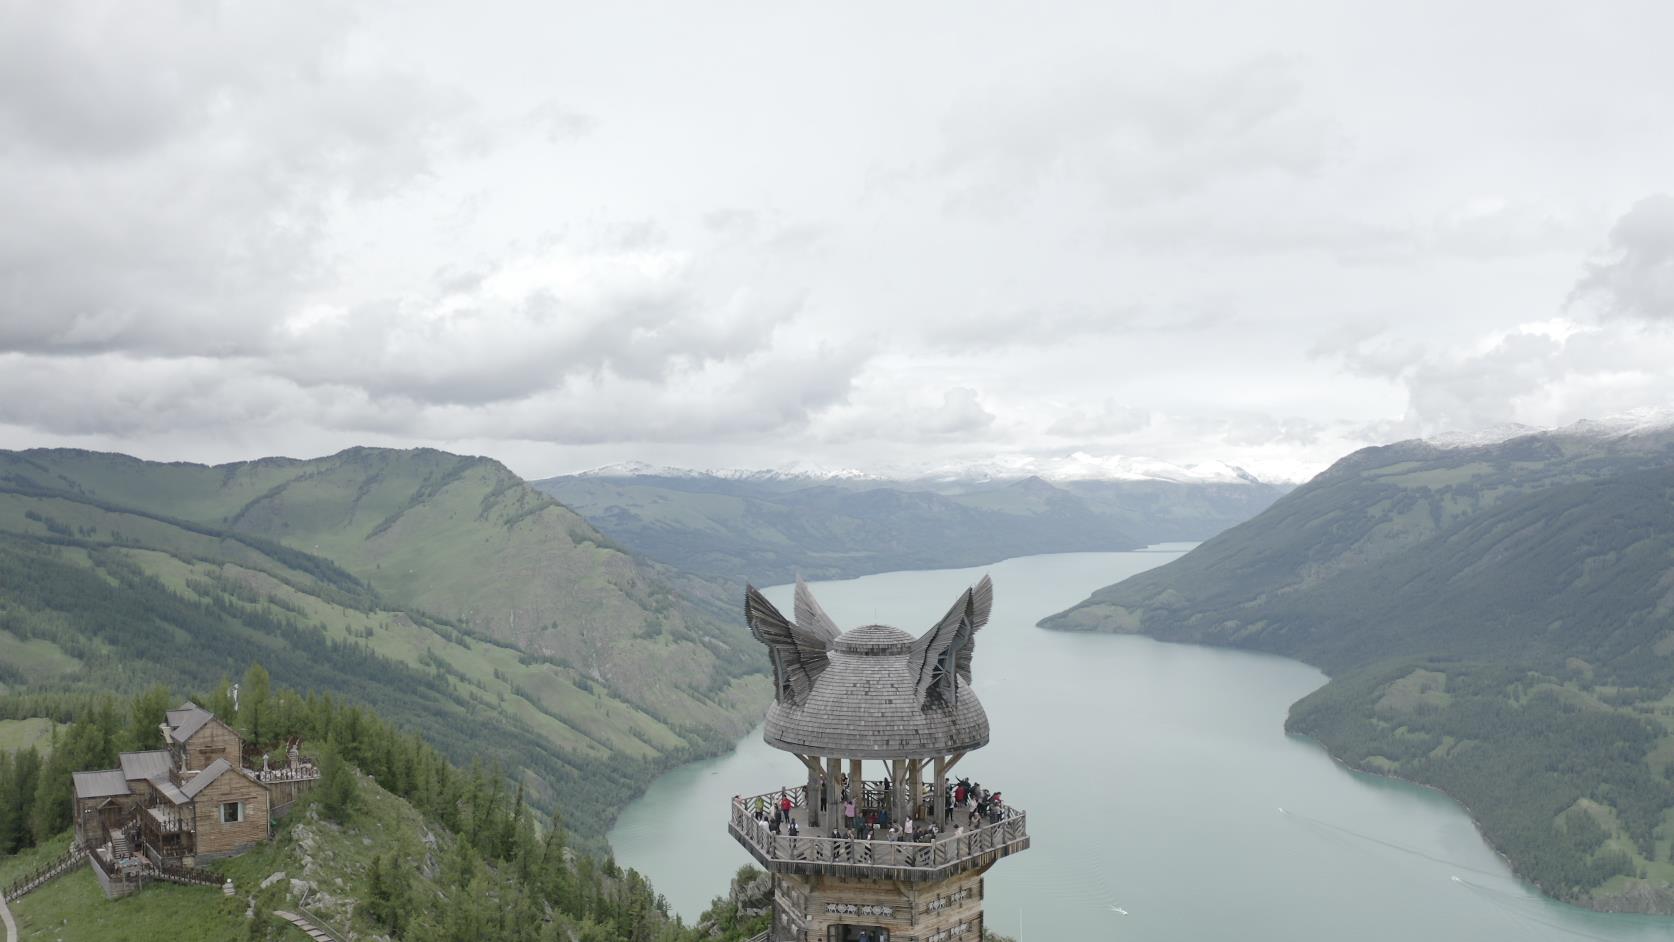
top-left (745, 577), bottom-right (995, 760)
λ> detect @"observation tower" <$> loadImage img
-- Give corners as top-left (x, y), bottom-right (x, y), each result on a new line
top-left (729, 576), bottom-right (1029, 942)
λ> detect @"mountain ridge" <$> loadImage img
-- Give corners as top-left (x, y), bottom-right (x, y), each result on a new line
top-left (0, 446), bottom-right (769, 842)
top-left (535, 466), bottom-right (1288, 586)
top-left (1039, 424), bottom-right (1674, 912)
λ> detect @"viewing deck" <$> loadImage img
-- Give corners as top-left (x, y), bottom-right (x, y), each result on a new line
top-left (729, 785), bottom-right (1028, 882)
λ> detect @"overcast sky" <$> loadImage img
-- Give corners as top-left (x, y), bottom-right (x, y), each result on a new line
top-left (3, 1), bottom-right (1673, 483)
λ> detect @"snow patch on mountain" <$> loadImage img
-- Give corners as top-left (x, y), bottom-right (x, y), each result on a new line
top-left (575, 452), bottom-right (1270, 486)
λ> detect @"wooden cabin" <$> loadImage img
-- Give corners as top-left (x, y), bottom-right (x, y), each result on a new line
top-left (69, 701), bottom-right (316, 883)
top-left (181, 758), bottom-right (271, 860)
top-left (71, 770), bottom-right (135, 846)
top-left (164, 702), bottom-right (244, 772)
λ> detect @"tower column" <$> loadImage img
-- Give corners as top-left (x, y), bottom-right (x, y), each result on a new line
top-left (908, 758), bottom-right (922, 823)
top-left (848, 758), bottom-right (862, 823)
top-left (934, 754), bottom-right (949, 830)
top-left (805, 758), bottom-right (821, 826)
top-left (826, 756), bottom-right (841, 830)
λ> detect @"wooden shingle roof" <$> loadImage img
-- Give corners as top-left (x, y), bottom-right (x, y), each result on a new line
top-left (763, 631), bottom-right (991, 758)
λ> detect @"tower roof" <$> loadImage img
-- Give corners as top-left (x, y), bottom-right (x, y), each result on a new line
top-left (747, 576), bottom-right (994, 759)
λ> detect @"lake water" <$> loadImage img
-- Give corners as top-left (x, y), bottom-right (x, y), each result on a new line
top-left (611, 549), bottom-right (1674, 940)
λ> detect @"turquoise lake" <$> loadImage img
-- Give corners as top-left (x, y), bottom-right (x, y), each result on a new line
top-left (611, 548), bottom-right (1674, 940)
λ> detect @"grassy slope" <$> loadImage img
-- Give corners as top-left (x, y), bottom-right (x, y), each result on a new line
top-left (0, 448), bottom-right (769, 841)
top-left (0, 718), bottom-right (63, 753)
top-left (1040, 428), bottom-right (1674, 912)
top-left (1, 448), bottom-right (762, 727)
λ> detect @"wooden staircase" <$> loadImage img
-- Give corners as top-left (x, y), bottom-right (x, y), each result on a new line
top-left (274, 909), bottom-right (337, 941)
top-left (2, 843), bottom-right (88, 901)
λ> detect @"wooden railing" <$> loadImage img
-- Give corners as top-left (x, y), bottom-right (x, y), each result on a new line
top-left (4, 842), bottom-right (88, 900)
top-left (730, 790), bottom-right (1029, 880)
top-left (149, 859), bottom-right (223, 888)
top-left (256, 761), bottom-right (320, 784)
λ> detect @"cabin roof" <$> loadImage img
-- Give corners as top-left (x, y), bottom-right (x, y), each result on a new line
top-left (119, 750), bottom-right (171, 782)
top-left (165, 701), bottom-right (215, 743)
top-left (154, 779), bottom-right (191, 805)
top-left (72, 769), bottom-right (131, 800)
top-left (181, 757), bottom-right (231, 798)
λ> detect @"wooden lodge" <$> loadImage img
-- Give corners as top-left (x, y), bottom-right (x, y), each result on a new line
top-left (735, 577), bottom-right (1028, 942)
top-left (70, 701), bottom-right (320, 897)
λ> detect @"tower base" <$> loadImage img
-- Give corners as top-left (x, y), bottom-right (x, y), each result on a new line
top-left (770, 864), bottom-right (988, 942)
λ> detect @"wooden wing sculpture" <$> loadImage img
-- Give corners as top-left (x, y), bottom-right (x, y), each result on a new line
top-left (746, 577), bottom-right (841, 705)
top-left (910, 575), bottom-right (994, 706)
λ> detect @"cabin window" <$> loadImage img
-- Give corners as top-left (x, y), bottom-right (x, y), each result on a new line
top-left (221, 801), bottom-right (242, 824)
top-left (827, 927), bottom-right (889, 942)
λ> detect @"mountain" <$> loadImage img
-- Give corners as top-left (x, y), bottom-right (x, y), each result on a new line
top-left (533, 466), bottom-right (1287, 585)
top-left (0, 447), bottom-right (768, 841)
top-left (1040, 425), bottom-right (1674, 912)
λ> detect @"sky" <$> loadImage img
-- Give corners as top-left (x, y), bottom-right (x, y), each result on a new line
top-left (3, 1), bottom-right (1673, 484)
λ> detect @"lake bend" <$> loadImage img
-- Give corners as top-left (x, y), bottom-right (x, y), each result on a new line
top-left (610, 548), bottom-right (1674, 941)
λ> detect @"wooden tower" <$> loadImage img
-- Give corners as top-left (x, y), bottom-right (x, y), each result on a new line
top-left (731, 576), bottom-right (1029, 942)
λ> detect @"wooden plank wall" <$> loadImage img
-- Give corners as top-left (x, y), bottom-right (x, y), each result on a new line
top-left (191, 772), bottom-right (269, 858)
top-left (185, 720), bottom-right (244, 771)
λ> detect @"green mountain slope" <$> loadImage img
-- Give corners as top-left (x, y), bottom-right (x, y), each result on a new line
top-left (0, 448), bottom-right (768, 841)
top-left (534, 469), bottom-right (1285, 585)
top-left (2, 684), bottom-right (770, 942)
top-left (1041, 427), bottom-right (1674, 912)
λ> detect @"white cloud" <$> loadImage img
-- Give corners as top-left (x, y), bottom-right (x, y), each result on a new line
top-left (1570, 194), bottom-right (1674, 322)
top-left (3, 2), bottom-right (1674, 483)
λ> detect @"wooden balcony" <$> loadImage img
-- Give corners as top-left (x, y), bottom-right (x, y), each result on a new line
top-left (728, 786), bottom-right (1028, 882)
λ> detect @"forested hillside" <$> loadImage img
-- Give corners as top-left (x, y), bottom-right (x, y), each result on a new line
top-left (0, 448), bottom-right (768, 841)
top-left (1041, 426), bottom-right (1674, 913)
top-left (0, 678), bottom-right (771, 942)
top-left (536, 468), bottom-right (1285, 585)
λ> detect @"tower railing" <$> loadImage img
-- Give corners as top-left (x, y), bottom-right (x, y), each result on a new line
top-left (729, 789), bottom-right (1029, 881)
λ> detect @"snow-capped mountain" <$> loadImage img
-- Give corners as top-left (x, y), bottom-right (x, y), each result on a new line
top-left (574, 453), bottom-right (1269, 486)
top-left (1423, 406), bottom-right (1674, 450)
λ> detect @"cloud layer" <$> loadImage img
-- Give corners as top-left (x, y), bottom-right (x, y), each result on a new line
top-left (3, 2), bottom-right (1673, 483)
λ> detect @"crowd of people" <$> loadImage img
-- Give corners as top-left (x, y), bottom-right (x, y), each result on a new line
top-left (739, 773), bottom-right (1009, 846)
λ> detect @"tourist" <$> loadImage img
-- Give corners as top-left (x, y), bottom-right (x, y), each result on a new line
top-left (844, 795), bottom-right (856, 830)
top-left (788, 817), bottom-right (800, 837)
top-left (904, 816), bottom-right (915, 838)
top-left (780, 790), bottom-right (793, 819)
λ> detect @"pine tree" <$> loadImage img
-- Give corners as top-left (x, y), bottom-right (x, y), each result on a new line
top-left (240, 664), bottom-right (272, 749)
top-left (316, 740), bottom-right (357, 824)
top-left (128, 685), bottom-right (173, 752)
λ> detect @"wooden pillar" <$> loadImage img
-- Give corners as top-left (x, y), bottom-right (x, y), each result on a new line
top-left (890, 758), bottom-right (905, 824)
top-left (933, 755), bottom-right (948, 830)
top-left (805, 758), bottom-right (821, 827)
top-left (908, 758), bottom-right (922, 823)
top-left (825, 756), bottom-right (841, 831)
top-left (848, 758), bottom-right (862, 819)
